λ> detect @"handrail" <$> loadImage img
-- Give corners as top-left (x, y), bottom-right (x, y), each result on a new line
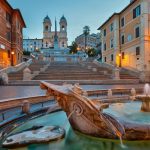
top-left (0, 95), bottom-right (52, 111)
top-left (93, 60), bottom-right (116, 71)
top-left (0, 59), bottom-right (32, 75)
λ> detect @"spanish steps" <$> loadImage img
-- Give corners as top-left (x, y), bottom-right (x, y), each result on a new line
top-left (7, 59), bottom-right (139, 84)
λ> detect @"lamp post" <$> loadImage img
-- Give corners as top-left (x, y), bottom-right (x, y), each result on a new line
top-left (119, 53), bottom-right (122, 67)
top-left (11, 51), bottom-right (15, 66)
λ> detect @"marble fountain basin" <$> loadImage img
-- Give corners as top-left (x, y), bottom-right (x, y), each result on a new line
top-left (2, 125), bottom-right (65, 148)
top-left (2, 111), bottom-right (150, 150)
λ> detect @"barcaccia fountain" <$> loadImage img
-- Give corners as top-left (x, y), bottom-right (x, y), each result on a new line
top-left (2, 82), bottom-right (150, 150)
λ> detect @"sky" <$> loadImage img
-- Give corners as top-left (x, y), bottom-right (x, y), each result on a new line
top-left (8, 0), bottom-right (130, 45)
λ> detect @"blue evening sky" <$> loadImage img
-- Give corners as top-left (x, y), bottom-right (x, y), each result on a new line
top-left (8, 0), bottom-right (130, 45)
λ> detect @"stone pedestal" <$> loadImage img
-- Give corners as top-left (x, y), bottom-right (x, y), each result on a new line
top-left (103, 71), bottom-right (107, 75)
top-left (38, 54), bottom-right (44, 61)
top-left (113, 68), bottom-right (120, 80)
top-left (141, 101), bottom-right (150, 112)
top-left (78, 57), bottom-right (82, 63)
top-left (0, 73), bottom-right (9, 85)
top-left (131, 88), bottom-right (136, 96)
top-left (140, 72), bottom-right (146, 83)
top-left (67, 57), bottom-right (72, 63)
top-left (22, 100), bottom-right (30, 114)
top-left (140, 71), bottom-right (150, 83)
top-left (92, 68), bottom-right (97, 72)
top-left (88, 66), bottom-right (92, 69)
top-left (50, 57), bottom-right (54, 62)
top-left (23, 68), bottom-right (32, 81)
top-left (107, 89), bottom-right (113, 99)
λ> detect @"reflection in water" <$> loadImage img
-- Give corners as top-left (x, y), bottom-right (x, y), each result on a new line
top-left (2, 111), bottom-right (150, 150)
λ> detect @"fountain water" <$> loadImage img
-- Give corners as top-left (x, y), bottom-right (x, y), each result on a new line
top-left (144, 83), bottom-right (150, 97)
top-left (101, 113), bottom-right (126, 148)
top-left (62, 110), bottom-right (75, 129)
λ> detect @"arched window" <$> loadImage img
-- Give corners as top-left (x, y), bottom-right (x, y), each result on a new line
top-left (62, 42), bottom-right (65, 47)
top-left (45, 25), bottom-right (49, 31)
top-left (61, 25), bottom-right (65, 31)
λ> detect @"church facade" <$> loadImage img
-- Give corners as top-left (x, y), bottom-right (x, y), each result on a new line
top-left (43, 15), bottom-right (68, 49)
top-left (23, 15), bottom-right (68, 52)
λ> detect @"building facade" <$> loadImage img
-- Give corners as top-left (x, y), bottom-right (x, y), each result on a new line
top-left (75, 33), bottom-right (99, 50)
top-left (98, 0), bottom-right (150, 71)
top-left (0, 0), bottom-right (26, 68)
top-left (23, 39), bottom-right (43, 52)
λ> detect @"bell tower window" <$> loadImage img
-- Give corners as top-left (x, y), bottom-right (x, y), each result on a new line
top-left (62, 25), bottom-right (65, 31)
top-left (45, 25), bottom-right (49, 31)
top-left (62, 42), bottom-right (65, 47)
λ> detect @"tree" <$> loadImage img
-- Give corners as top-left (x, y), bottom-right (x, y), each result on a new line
top-left (69, 41), bottom-right (78, 54)
top-left (83, 26), bottom-right (90, 50)
top-left (86, 48), bottom-right (97, 57)
top-left (23, 51), bottom-right (31, 56)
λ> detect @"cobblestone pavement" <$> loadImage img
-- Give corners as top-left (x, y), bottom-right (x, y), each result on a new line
top-left (0, 84), bottom-right (144, 100)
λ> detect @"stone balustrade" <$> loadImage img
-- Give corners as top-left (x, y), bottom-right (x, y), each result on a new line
top-left (23, 68), bottom-right (32, 81)
top-left (140, 71), bottom-right (150, 83)
top-left (87, 88), bottom-right (143, 97)
top-left (0, 59), bottom-right (32, 75)
top-left (113, 68), bottom-right (120, 80)
top-left (93, 60), bottom-right (116, 71)
top-left (92, 68), bottom-right (97, 72)
top-left (0, 95), bottom-right (53, 111)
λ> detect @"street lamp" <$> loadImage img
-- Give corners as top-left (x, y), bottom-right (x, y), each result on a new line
top-left (119, 53), bottom-right (122, 67)
top-left (11, 51), bottom-right (15, 66)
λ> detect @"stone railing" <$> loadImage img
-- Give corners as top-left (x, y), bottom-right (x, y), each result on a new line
top-left (142, 71), bottom-right (150, 82)
top-left (0, 59), bottom-right (32, 75)
top-left (121, 67), bottom-right (140, 78)
top-left (0, 95), bottom-right (53, 111)
top-left (93, 60), bottom-right (116, 71)
top-left (23, 62), bottom-right (50, 81)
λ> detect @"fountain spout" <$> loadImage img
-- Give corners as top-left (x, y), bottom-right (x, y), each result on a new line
top-left (100, 113), bottom-right (125, 147)
top-left (136, 84), bottom-right (150, 112)
top-left (144, 83), bottom-right (150, 97)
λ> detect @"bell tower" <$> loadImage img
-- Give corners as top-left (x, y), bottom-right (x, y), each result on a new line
top-left (59, 15), bottom-right (67, 32)
top-left (43, 15), bottom-right (52, 38)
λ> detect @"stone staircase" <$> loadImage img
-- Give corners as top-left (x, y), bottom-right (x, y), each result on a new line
top-left (89, 61), bottom-right (139, 80)
top-left (8, 60), bottom-right (48, 81)
top-left (33, 62), bottom-right (111, 81)
top-left (7, 60), bottom-right (140, 85)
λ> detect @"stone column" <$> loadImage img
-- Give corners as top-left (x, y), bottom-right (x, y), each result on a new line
top-left (38, 54), bottom-right (44, 61)
top-left (92, 68), bottom-right (97, 72)
top-left (23, 68), bottom-right (32, 81)
top-left (67, 57), bottom-right (72, 63)
top-left (78, 57), bottom-right (82, 63)
top-left (22, 100), bottom-right (30, 114)
top-left (139, 72), bottom-right (146, 83)
top-left (50, 56), bottom-right (54, 62)
top-left (108, 89), bottom-right (113, 99)
top-left (113, 68), bottom-right (120, 80)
